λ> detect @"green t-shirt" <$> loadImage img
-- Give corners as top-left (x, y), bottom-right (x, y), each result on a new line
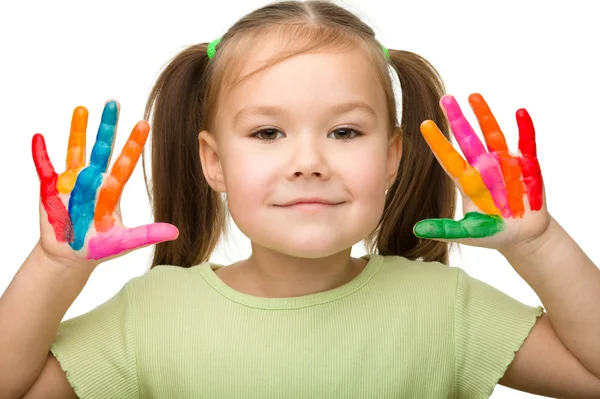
top-left (50, 254), bottom-right (543, 398)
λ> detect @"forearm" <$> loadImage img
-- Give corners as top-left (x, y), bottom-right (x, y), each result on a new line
top-left (502, 216), bottom-right (600, 379)
top-left (0, 242), bottom-right (91, 398)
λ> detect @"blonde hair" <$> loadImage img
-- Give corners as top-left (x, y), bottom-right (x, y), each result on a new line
top-left (142, 0), bottom-right (456, 268)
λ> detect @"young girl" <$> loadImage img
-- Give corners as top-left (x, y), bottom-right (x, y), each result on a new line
top-left (2, 0), bottom-right (599, 398)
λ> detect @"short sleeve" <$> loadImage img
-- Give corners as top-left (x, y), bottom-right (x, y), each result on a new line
top-left (453, 267), bottom-right (544, 398)
top-left (50, 283), bottom-right (138, 399)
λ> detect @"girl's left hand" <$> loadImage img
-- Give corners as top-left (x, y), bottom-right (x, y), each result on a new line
top-left (414, 93), bottom-right (551, 254)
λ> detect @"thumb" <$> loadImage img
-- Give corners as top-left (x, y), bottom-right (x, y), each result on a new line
top-left (413, 212), bottom-right (504, 240)
top-left (87, 223), bottom-right (179, 261)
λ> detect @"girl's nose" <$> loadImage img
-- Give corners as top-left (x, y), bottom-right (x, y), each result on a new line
top-left (288, 135), bottom-right (329, 179)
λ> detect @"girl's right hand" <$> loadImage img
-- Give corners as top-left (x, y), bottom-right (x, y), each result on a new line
top-left (32, 100), bottom-right (178, 272)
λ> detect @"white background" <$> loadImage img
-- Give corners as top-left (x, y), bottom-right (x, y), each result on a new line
top-left (1, 1), bottom-right (599, 397)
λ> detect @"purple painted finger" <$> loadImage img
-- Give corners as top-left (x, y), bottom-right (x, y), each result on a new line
top-left (440, 95), bottom-right (511, 217)
top-left (87, 222), bottom-right (179, 260)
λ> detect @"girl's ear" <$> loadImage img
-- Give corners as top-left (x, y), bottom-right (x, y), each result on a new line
top-left (386, 127), bottom-right (402, 190)
top-left (198, 130), bottom-right (227, 193)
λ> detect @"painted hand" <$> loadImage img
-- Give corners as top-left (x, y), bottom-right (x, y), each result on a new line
top-left (414, 93), bottom-right (550, 252)
top-left (33, 100), bottom-right (178, 265)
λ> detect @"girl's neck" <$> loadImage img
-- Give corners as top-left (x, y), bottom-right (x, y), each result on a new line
top-left (214, 246), bottom-right (368, 298)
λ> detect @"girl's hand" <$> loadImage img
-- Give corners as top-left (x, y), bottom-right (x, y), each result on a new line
top-left (33, 100), bottom-right (178, 271)
top-left (414, 93), bottom-right (550, 254)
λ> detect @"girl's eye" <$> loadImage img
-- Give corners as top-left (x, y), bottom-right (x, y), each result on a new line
top-left (330, 128), bottom-right (362, 141)
top-left (252, 128), bottom-right (283, 141)
top-left (251, 128), bottom-right (363, 142)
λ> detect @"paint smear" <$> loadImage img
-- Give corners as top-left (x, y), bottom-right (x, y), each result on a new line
top-left (94, 121), bottom-right (150, 232)
top-left (414, 212), bottom-right (505, 239)
top-left (32, 134), bottom-right (73, 242)
top-left (516, 108), bottom-right (543, 211)
top-left (68, 101), bottom-right (118, 250)
top-left (420, 120), bottom-right (500, 215)
top-left (441, 95), bottom-right (511, 217)
top-left (87, 223), bottom-right (179, 260)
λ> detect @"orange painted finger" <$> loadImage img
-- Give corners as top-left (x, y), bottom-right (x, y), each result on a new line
top-left (420, 120), bottom-right (500, 215)
top-left (57, 106), bottom-right (88, 194)
top-left (469, 93), bottom-right (525, 217)
top-left (468, 93), bottom-right (508, 153)
top-left (66, 106), bottom-right (88, 169)
top-left (94, 121), bottom-right (150, 232)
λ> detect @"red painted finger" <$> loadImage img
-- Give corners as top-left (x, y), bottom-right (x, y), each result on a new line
top-left (32, 134), bottom-right (73, 242)
top-left (516, 109), bottom-right (543, 211)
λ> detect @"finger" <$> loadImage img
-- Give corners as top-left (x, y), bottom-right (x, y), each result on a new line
top-left (414, 212), bottom-right (505, 239)
top-left (440, 95), bottom-right (510, 217)
top-left (469, 93), bottom-right (526, 217)
top-left (32, 134), bottom-right (73, 242)
top-left (90, 100), bottom-right (119, 173)
top-left (32, 133), bottom-right (57, 182)
top-left (468, 93), bottom-right (508, 153)
top-left (87, 222), bottom-right (179, 260)
top-left (516, 108), bottom-right (543, 211)
top-left (440, 95), bottom-right (487, 164)
top-left (57, 106), bottom-right (88, 194)
top-left (66, 106), bottom-right (88, 169)
top-left (94, 121), bottom-right (150, 232)
top-left (69, 100), bottom-right (119, 250)
top-left (68, 165), bottom-right (104, 250)
top-left (420, 120), bottom-right (500, 215)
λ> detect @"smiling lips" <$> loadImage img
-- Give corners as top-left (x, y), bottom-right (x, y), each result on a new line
top-left (278, 197), bottom-right (342, 207)
top-left (274, 198), bottom-right (344, 212)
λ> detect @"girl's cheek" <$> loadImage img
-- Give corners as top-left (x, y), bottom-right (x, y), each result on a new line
top-left (225, 154), bottom-right (271, 202)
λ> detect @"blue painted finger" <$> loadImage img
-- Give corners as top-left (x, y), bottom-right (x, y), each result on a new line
top-left (90, 101), bottom-right (118, 172)
top-left (68, 101), bottom-right (118, 250)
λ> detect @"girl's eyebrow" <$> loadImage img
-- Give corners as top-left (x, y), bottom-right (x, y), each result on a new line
top-left (232, 101), bottom-right (378, 126)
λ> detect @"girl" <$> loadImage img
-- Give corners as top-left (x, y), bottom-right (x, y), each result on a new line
top-left (1, 1), bottom-right (599, 398)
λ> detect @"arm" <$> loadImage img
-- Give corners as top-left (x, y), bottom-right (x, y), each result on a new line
top-left (21, 353), bottom-right (78, 399)
top-left (417, 93), bottom-right (600, 396)
top-left (499, 312), bottom-right (600, 398)
top-left (0, 242), bottom-right (89, 398)
top-left (501, 216), bottom-right (600, 380)
top-left (2, 101), bottom-right (176, 398)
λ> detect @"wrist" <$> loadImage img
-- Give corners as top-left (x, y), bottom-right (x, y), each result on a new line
top-left (28, 241), bottom-right (94, 284)
top-left (499, 216), bottom-right (559, 264)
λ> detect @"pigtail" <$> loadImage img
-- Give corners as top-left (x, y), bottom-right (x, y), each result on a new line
top-left (142, 43), bottom-right (227, 268)
top-left (367, 49), bottom-right (456, 264)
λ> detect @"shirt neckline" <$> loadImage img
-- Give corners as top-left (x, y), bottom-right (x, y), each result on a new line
top-left (196, 253), bottom-right (384, 309)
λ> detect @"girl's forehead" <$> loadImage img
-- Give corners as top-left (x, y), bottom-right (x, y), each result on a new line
top-left (225, 47), bottom-right (382, 101)
top-left (236, 41), bottom-right (367, 80)
top-left (217, 53), bottom-right (384, 124)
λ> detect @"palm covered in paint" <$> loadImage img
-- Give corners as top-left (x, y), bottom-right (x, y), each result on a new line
top-left (33, 100), bottom-right (178, 269)
top-left (414, 93), bottom-right (550, 252)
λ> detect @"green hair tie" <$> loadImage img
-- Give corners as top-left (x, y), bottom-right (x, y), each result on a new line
top-left (380, 43), bottom-right (389, 60)
top-left (206, 37), bottom-right (389, 60)
top-left (207, 38), bottom-right (221, 59)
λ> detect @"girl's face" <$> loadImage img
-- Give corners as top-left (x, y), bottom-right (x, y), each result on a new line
top-left (199, 45), bottom-right (401, 259)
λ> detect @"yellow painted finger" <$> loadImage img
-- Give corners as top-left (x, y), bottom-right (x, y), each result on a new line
top-left (57, 106), bottom-right (88, 193)
top-left (420, 120), bottom-right (500, 215)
